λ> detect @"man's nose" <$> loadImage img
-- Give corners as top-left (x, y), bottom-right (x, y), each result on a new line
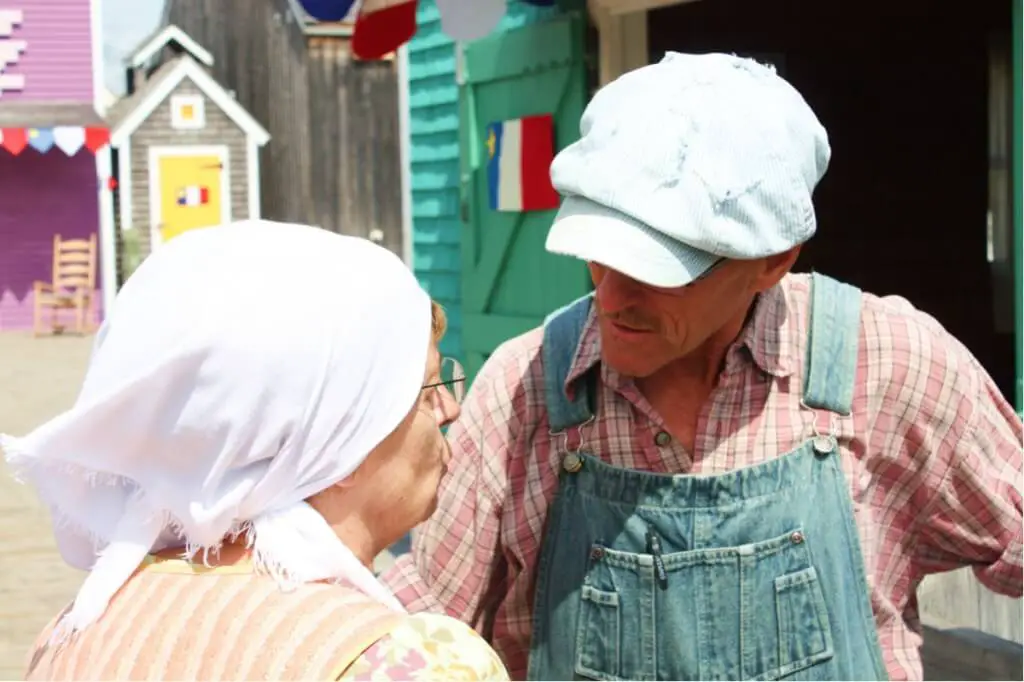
top-left (595, 268), bottom-right (645, 314)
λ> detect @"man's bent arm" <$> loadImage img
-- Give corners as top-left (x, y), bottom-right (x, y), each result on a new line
top-left (914, 353), bottom-right (1023, 597)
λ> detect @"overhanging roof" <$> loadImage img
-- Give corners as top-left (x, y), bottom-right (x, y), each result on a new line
top-left (108, 56), bottom-right (270, 147)
top-left (127, 24), bottom-right (215, 68)
top-left (591, 0), bottom-right (701, 15)
top-left (0, 102), bottom-right (105, 127)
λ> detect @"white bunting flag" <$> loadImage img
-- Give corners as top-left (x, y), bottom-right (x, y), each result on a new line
top-left (53, 126), bottom-right (86, 156)
top-left (436, 0), bottom-right (505, 42)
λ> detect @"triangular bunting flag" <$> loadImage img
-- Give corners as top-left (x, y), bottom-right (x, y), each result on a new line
top-left (353, 0), bottom-right (418, 60)
top-left (436, 0), bottom-right (505, 42)
top-left (27, 128), bottom-right (55, 153)
top-left (53, 126), bottom-right (86, 156)
top-left (84, 127), bottom-right (109, 153)
top-left (1, 127), bottom-right (27, 155)
top-left (295, 0), bottom-right (358, 21)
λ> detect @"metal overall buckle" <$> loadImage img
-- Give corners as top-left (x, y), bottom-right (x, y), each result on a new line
top-left (551, 416), bottom-right (595, 473)
top-left (800, 398), bottom-right (838, 455)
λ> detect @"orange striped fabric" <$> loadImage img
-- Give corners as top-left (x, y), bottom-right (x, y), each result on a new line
top-left (26, 555), bottom-right (403, 681)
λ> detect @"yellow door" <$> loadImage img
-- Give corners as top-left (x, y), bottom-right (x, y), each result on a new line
top-left (156, 153), bottom-right (225, 244)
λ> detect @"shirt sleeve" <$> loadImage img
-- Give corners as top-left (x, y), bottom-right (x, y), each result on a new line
top-left (338, 613), bottom-right (510, 681)
top-left (913, 352), bottom-right (1023, 597)
top-left (380, 348), bottom-right (515, 628)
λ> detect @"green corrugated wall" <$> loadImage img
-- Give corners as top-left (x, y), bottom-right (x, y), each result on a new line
top-left (406, 0), bottom-right (560, 359)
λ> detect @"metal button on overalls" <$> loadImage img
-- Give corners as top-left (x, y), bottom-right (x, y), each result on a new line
top-left (813, 434), bottom-right (837, 454)
top-left (562, 452), bottom-right (583, 473)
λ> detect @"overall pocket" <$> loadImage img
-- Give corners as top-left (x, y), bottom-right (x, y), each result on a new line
top-left (573, 528), bottom-right (835, 681)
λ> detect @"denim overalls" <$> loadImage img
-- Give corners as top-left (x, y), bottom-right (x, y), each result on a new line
top-left (527, 273), bottom-right (888, 681)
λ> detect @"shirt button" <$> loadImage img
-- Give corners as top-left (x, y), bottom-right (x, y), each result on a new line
top-left (654, 431), bottom-right (672, 447)
top-left (790, 531), bottom-right (805, 545)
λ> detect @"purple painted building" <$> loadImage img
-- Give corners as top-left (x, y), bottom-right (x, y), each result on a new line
top-left (0, 0), bottom-right (109, 332)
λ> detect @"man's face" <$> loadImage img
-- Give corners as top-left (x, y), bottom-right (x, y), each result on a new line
top-left (589, 258), bottom-right (780, 378)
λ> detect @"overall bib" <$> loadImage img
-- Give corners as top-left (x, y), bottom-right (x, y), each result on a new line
top-left (527, 273), bottom-right (888, 681)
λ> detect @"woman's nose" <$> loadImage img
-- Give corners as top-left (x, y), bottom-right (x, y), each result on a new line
top-left (435, 387), bottom-right (461, 427)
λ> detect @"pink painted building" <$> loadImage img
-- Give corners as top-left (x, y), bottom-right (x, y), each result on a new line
top-left (0, 0), bottom-right (113, 332)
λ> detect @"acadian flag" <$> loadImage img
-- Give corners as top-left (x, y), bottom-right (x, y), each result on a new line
top-left (176, 185), bottom-right (209, 207)
top-left (486, 114), bottom-right (559, 213)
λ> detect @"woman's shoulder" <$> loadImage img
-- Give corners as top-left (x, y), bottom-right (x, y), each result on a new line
top-left (339, 612), bottom-right (509, 681)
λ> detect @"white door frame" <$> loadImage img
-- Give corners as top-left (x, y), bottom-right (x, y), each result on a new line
top-left (588, 0), bottom-right (650, 86)
top-left (147, 144), bottom-right (231, 249)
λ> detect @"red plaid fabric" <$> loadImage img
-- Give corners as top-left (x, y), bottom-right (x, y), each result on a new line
top-left (382, 273), bottom-right (1023, 681)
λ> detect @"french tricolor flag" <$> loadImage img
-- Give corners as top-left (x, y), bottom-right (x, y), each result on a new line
top-left (486, 114), bottom-right (560, 213)
top-left (176, 186), bottom-right (209, 207)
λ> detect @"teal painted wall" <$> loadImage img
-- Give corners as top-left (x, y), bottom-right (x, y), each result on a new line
top-left (407, 0), bottom-right (560, 360)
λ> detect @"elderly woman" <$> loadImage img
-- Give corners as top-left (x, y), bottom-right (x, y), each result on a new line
top-left (3, 221), bottom-right (508, 681)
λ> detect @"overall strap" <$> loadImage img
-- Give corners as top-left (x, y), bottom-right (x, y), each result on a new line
top-left (542, 294), bottom-right (596, 433)
top-left (803, 272), bottom-right (863, 416)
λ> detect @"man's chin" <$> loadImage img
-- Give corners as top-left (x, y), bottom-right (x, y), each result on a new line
top-left (600, 347), bottom-right (663, 379)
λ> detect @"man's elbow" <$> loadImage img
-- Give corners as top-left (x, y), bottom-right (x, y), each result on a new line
top-left (974, 529), bottom-right (1024, 598)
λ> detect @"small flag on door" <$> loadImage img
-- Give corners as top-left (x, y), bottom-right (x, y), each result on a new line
top-left (486, 114), bottom-right (559, 213)
top-left (176, 186), bottom-right (209, 207)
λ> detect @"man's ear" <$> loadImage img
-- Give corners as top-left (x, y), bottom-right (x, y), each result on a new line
top-left (755, 245), bottom-right (802, 292)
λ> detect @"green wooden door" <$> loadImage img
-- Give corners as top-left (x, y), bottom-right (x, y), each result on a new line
top-left (458, 12), bottom-right (592, 382)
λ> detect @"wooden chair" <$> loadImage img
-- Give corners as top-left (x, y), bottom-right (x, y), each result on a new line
top-left (33, 233), bottom-right (98, 336)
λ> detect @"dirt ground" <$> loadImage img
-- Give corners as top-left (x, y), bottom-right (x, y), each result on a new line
top-left (0, 332), bottom-right (93, 679)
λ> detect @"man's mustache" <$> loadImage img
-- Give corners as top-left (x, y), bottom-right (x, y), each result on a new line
top-left (599, 310), bottom-right (659, 333)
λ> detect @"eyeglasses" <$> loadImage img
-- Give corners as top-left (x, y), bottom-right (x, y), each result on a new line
top-left (422, 357), bottom-right (466, 404)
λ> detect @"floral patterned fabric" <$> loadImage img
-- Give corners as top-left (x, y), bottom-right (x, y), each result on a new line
top-left (340, 613), bottom-right (509, 681)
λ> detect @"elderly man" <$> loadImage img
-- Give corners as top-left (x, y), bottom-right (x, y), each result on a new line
top-left (383, 52), bottom-right (1023, 681)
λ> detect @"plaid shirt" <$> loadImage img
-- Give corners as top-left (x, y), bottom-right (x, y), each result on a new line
top-left (383, 273), bottom-right (1023, 681)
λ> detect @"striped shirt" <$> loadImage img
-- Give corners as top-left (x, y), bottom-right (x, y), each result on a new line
top-left (27, 553), bottom-right (509, 681)
top-left (383, 273), bottom-right (1024, 681)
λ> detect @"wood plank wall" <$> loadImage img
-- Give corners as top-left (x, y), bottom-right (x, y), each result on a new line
top-left (163, 0), bottom-right (404, 254)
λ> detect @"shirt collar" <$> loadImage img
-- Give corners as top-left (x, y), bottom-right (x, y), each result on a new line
top-left (738, 282), bottom-right (797, 378)
top-left (561, 281), bottom-right (797, 397)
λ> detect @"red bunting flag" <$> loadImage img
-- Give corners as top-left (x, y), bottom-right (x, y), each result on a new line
top-left (84, 127), bottom-right (109, 153)
top-left (352, 0), bottom-right (418, 60)
top-left (1, 127), bottom-right (27, 155)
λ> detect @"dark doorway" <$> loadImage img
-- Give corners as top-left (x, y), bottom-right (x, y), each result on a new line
top-left (649, 0), bottom-right (1016, 403)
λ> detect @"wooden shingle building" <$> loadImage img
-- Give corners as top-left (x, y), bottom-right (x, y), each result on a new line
top-left (108, 25), bottom-right (270, 267)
